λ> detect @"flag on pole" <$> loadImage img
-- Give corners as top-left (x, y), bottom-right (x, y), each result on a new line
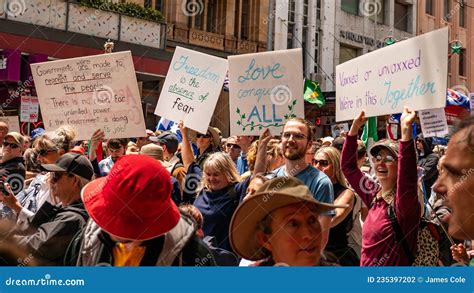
top-left (361, 116), bottom-right (378, 149)
top-left (303, 79), bottom-right (325, 107)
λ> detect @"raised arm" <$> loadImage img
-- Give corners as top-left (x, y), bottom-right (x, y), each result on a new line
top-left (178, 121), bottom-right (195, 172)
top-left (395, 106), bottom-right (420, 233)
top-left (88, 129), bottom-right (105, 162)
top-left (252, 128), bottom-right (272, 176)
top-left (341, 111), bottom-right (377, 206)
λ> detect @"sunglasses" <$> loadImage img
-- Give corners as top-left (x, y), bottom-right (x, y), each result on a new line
top-left (313, 159), bottom-right (329, 167)
top-left (371, 155), bottom-right (396, 164)
top-left (282, 132), bottom-right (306, 140)
top-left (3, 142), bottom-right (19, 149)
top-left (226, 143), bottom-right (241, 149)
top-left (37, 149), bottom-right (55, 157)
top-left (196, 133), bottom-right (211, 139)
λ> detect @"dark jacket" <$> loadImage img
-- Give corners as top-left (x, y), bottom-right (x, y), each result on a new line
top-left (417, 135), bottom-right (439, 198)
top-left (66, 213), bottom-right (216, 266)
top-left (13, 200), bottom-right (88, 265)
top-left (0, 156), bottom-right (26, 195)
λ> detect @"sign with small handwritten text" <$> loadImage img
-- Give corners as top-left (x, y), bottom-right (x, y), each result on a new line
top-left (336, 27), bottom-right (448, 122)
top-left (228, 48), bottom-right (304, 136)
top-left (31, 51), bottom-right (146, 140)
top-left (154, 47), bottom-right (228, 134)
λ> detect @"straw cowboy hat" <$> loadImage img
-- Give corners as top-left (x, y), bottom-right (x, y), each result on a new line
top-left (230, 176), bottom-right (347, 260)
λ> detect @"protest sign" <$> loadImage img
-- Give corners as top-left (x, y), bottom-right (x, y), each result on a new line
top-left (154, 47), bottom-right (228, 134)
top-left (331, 123), bottom-right (349, 137)
top-left (229, 48), bottom-right (304, 136)
top-left (0, 116), bottom-right (20, 133)
top-left (419, 108), bottom-right (448, 138)
top-left (30, 51), bottom-right (146, 140)
top-left (20, 96), bottom-right (39, 123)
top-left (336, 27), bottom-right (448, 122)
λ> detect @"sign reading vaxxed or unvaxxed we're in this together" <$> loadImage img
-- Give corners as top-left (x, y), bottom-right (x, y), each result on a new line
top-left (336, 27), bottom-right (449, 122)
top-left (229, 48), bottom-right (304, 136)
top-left (31, 51), bottom-right (146, 140)
top-left (154, 46), bottom-right (228, 134)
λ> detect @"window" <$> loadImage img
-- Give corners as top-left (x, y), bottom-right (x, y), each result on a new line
top-left (314, 32), bottom-right (320, 74)
top-left (459, 1), bottom-right (465, 28)
top-left (144, 0), bottom-right (152, 9)
top-left (241, 0), bottom-right (250, 39)
top-left (443, 0), bottom-right (451, 22)
top-left (155, 0), bottom-right (163, 11)
top-left (316, 0), bottom-right (321, 20)
top-left (339, 45), bottom-right (358, 64)
top-left (459, 48), bottom-right (466, 76)
top-left (341, 0), bottom-right (359, 15)
top-left (369, 0), bottom-right (384, 24)
top-left (394, 2), bottom-right (408, 32)
top-left (425, 0), bottom-right (434, 15)
top-left (287, 0), bottom-right (296, 49)
top-left (206, 0), bottom-right (216, 33)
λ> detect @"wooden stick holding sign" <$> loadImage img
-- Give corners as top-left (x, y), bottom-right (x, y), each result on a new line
top-left (30, 51), bottom-right (146, 140)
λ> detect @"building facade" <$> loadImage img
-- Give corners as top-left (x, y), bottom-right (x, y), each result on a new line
top-left (0, 0), bottom-right (170, 133)
top-left (417, 0), bottom-right (473, 94)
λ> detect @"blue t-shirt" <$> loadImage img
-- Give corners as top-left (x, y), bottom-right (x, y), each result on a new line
top-left (236, 152), bottom-right (248, 175)
top-left (274, 165), bottom-right (335, 216)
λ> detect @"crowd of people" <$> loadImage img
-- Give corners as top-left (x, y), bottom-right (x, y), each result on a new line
top-left (0, 105), bottom-right (472, 267)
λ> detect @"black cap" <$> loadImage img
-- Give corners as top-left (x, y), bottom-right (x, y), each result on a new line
top-left (152, 132), bottom-right (179, 151)
top-left (41, 153), bottom-right (94, 181)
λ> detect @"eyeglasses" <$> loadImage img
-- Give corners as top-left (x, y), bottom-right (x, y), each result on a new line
top-left (282, 132), bottom-right (307, 140)
top-left (226, 143), bottom-right (241, 149)
top-left (371, 155), bottom-right (396, 164)
top-left (37, 149), bottom-right (55, 157)
top-left (3, 142), bottom-right (19, 149)
top-left (196, 133), bottom-right (211, 139)
top-left (313, 159), bottom-right (329, 167)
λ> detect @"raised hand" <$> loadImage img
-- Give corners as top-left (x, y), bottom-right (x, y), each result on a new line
top-left (400, 106), bottom-right (416, 141)
top-left (348, 111), bottom-right (367, 136)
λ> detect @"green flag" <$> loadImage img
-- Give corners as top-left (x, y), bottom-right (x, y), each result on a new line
top-left (303, 79), bottom-right (325, 107)
top-left (361, 116), bottom-right (378, 149)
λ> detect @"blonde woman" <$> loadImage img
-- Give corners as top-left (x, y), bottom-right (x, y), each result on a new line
top-left (314, 146), bottom-right (358, 265)
top-left (179, 122), bottom-right (250, 253)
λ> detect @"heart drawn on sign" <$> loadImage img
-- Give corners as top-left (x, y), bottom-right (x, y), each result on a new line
top-left (21, 121), bottom-right (44, 135)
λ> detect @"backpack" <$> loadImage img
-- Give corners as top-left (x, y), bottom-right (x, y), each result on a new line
top-left (387, 204), bottom-right (440, 266)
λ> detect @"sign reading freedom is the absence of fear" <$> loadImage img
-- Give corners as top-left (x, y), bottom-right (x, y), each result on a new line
top-left (228, 48), bottom-right (304, 136)
top-left (336, 27), bottom-right (448, 122)
top-left (154, 46), bottom-right (228, 134)
top-left (31, 51), bottom-right (146, 140)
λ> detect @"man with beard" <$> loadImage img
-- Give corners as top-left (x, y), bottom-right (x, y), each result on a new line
top-left (272, 118), bottom-right (334, 250)
top-left (88, 130), bottom-right (128, 177)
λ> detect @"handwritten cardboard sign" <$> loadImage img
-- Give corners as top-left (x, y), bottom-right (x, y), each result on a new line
top-left (20, 96), bottom-right (39, 123)
top-left (336, 27), bottom-right (448, 122)
top-left (228, 48), bottom-right (304, 136)
top-left (30, 51), bottom-right (146, 140)
top-left (419, 108), bottom-right (448, 138)
top-left (154, 47), bottom-right (228, 134)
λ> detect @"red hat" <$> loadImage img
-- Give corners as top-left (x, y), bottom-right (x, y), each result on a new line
top-left (81, 154), bottom-right (179, 241)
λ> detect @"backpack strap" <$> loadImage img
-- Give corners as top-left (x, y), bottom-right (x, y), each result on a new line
top-left (387, 204), bottom-right (415, 264)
